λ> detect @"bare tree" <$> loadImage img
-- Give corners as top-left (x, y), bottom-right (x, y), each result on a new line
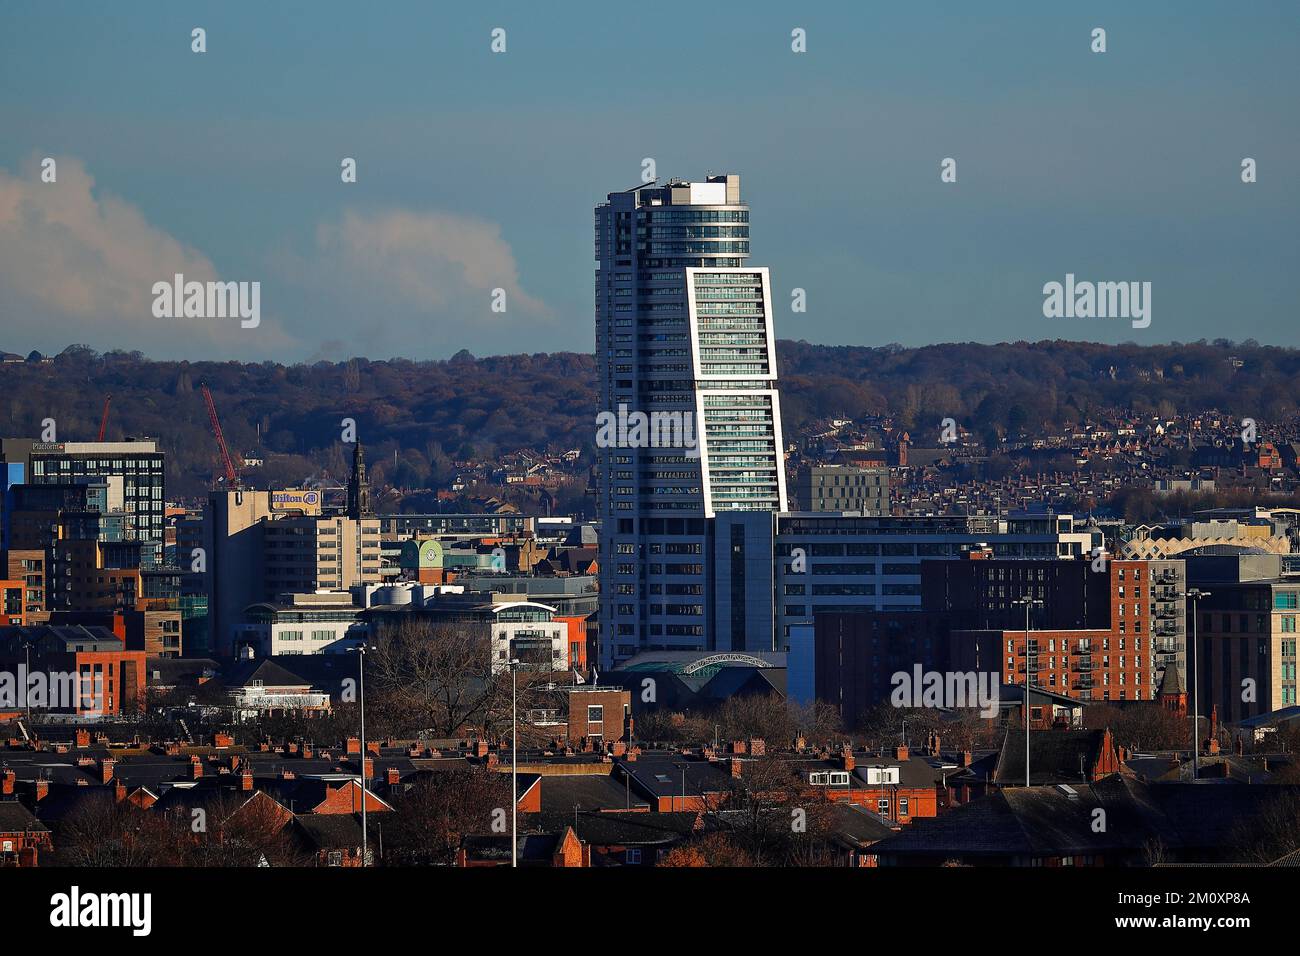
top-left (181, 792), bottom-right (306, 867)
top-left (59, 795), bottom-right (185, 867)
top-left (383, 767), bottom-right (513, 865)
top-left (368, 619), bottom-right (504, 738)
top-left (696, 755), bottom-right (838, 867)
top-left (1230, 789), bottom-right (1300, 864)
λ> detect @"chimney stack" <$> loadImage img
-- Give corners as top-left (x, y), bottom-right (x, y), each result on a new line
top-left (99, 758), bottom-right (116, 784)
top-left (189, 757), bottom-right (203, 779)
top-left (729, 757), bottom-right (743, 778)
top-left (1, 769), bottom-right (14, 796)
top-left (240, 770), bottom-right (254, 791)
top-left (894, 745), bottom-right (909, 761)
top-left (346, 737), bottom-right (361, 755)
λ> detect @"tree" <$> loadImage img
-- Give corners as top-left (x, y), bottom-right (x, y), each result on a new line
top-left (696, 755), bottom-right (838, 867)
top-left (366, 618), bottom-right (553, 740)
top-left (383, 768), bottom-right (513, 865)
top-left (1230, 789), bottom-right (1300, 864)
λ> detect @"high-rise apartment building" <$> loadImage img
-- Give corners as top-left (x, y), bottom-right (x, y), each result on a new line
top-left (0, 439), bottom-right (165, 556)
top-left (595, 174), bottom-right (787, 667)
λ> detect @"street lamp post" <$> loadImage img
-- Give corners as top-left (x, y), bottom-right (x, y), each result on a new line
top-left (510, 658), bottom-right (520, 868)
top-left (351, 644), bottom-right (372, 866)
top-left (1013, 596), bottom-right (1044, 787)
top-left (24, 639), bottom-right (32, 722)
top-left (1185, 589), bottom-right (1211, 781)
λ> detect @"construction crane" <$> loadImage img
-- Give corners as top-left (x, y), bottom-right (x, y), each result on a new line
top-left (200, 383), bottom-right (240, 488)
top-left (96, 394), bottom-right (112, 442)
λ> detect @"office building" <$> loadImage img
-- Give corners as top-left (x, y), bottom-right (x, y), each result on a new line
top-left (773, 512), bottom-right (1100, 646)
top-left (0, 439), bottom-right (165, 550)
top-left (595, 173), bottom-right (787, 667)
top-left (1186, 553), bottom-right (1300, 721)
top-left (205, 489), bottom-right (381, 656)
top-left (793, 464), bottom-right (889, 515)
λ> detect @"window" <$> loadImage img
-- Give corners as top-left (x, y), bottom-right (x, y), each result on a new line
top-left (625, 848), bottom-right (642, 864)
top-left (587, 705), bottom-right (604, 724)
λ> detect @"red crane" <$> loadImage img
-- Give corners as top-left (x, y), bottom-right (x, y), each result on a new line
top-left (96, 394), bottom-right (112, 442)
top-left (200, 383), bottom-right (240, 487)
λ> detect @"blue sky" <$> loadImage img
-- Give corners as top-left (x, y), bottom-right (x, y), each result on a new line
top-left (1, 1), bottom-right (1296, 361)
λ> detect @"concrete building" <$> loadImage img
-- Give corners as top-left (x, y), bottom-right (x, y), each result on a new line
top-left (772, 512), bottom-right (1100, 648)
top-left (595, 173), bottom-right (787, 668)
top-left (205, 489), bottom-right (381, 656)
top-left (793, 464), bottom-right (889, 515)
top-left (238, 592), bottom-right (368, 657)
top-left (1186, 552), bottom-right (1300, 722)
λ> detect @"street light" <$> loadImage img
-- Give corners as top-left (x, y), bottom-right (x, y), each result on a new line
top-left (349, 644), bottom-right (375, 866)
top-left (508, 657), bottom-right (520, 868)
top-left (1185, 589), bottom-right (1211, 781)
top-left (1012, 596), bottom-right (1045, 788)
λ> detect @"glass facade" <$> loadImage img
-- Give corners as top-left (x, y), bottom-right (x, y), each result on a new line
top-left (595, 175), bottom-right (787, 667)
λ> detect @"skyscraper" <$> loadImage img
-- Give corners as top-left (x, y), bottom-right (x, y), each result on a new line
top-left (595, 174), bottom-right (787, 668)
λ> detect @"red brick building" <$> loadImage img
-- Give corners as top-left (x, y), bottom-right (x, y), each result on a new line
top-left (0, 624), bottom-right (146, 716)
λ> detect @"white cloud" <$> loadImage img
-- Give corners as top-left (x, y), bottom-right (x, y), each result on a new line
top-left (273, 207), bottom-right (554, 358)
top-left (0, 155), bottom-right (294, 356)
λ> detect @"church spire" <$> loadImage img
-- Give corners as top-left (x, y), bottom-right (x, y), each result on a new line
top-left (347, 441), bottom-right (373, 518)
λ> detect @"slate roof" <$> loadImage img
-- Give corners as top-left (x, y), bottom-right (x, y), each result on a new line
top-left (871, 777), bottom-right (1300, 863)
top-left (1157, 663), bottom-right (1185, 696)
top-left (538, 772), bottom-right (649, 813)
top-left (827, 803), bottom-right (897, 846)
top-left (293, 812), bottom-right (363, 849)
top-left (535, 809), bottom-right (697, 847)
top-left (461, 831), bottom-right (563, 863)
top-left (993, 728), bottom-right (1111, 785)
top-left (615, 754), bottom-right (736, 799)
top-left (0, 800), bottom-right (48, 833)
top-left (222, 658), bottom-right (315, 689)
